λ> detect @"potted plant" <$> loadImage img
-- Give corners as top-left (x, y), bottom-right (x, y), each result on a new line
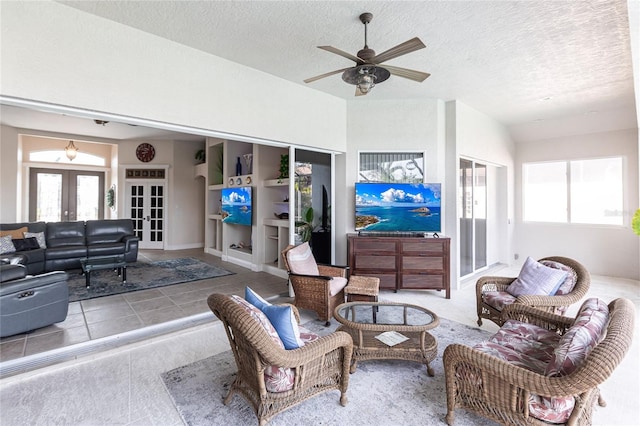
top-left (277, 154), bottom-right (289, 182)
top-left (633, 208), bottom-right (640, 236)
top-left (295, 207), bottom-right (314, 243)
top-left (195, 149), bottom-right (206, 164)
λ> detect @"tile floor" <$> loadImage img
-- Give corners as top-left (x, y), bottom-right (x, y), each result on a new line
top-left (0, 250), bottom-right (638, 425)
top-left (0, 249), bottom-right (289, 368)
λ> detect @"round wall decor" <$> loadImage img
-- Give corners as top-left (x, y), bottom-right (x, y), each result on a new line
top-left (135, 143), bottom-right (155, 162)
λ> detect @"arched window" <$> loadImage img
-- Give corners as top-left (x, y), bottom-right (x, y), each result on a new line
top-left (29, 151), bottom-right (106, 166)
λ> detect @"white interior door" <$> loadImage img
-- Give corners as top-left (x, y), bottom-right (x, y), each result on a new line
top-left (127, 182), bottom-right (165, 249)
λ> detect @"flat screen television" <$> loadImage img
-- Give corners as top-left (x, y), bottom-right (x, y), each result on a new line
top-left (221, 186), bottom-right (252, 226)
top-left (355, 182), bottom-right (441, 232)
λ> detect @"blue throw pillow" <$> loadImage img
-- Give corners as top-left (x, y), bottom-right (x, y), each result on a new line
top-left (245, 287), bottom-right (304, 350)
top-left (245, 286), bottom-right (270, 310)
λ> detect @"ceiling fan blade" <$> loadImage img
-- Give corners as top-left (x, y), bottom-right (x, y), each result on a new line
top-left (318, 46), bottom-right (364, 65)
top-left (382, 65), bottom-right (431, 82)
top-left (304, 67), bottom-right (352, 84)
top-left (370, 37), bottom-right (426, 64)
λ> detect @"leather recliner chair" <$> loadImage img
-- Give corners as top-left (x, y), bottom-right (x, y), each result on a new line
top-left (0, 261), bottom-right (69, 338)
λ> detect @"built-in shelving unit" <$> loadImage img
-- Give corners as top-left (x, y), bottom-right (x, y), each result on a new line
top-left (257, 147), bottom-right (290, 278)
top-left (200, 138), bottom-right (292, 277)
top-left (220, 141), bottom-right (256, 269)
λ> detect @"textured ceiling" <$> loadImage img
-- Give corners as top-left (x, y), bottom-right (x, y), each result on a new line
top-left (54, 0), bottom-right (636, 127)
top-left (2, 1), bottom-right (636, 141)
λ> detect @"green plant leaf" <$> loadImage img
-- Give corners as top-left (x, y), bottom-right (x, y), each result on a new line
top-left (304, 207), bottom-right (314, 224)
top-left (632, 208), bottom-right (640, 236)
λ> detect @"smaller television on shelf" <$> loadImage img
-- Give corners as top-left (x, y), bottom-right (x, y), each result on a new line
top-left (355, 182), bottom-right (441, 233)
top-left (221, 186), bottom-right (252, 226)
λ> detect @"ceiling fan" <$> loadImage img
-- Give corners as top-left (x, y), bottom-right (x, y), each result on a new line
top-left (304, 12), bottom-right (430, 96)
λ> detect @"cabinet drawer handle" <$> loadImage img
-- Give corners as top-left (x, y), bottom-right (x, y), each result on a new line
top-left (18, 291), bottom-right (35, 299)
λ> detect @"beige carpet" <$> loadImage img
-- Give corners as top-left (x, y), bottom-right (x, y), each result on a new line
top-left (161, 317), bottom-right (499, 426)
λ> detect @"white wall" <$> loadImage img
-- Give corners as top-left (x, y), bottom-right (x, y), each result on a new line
top-left (515, 128), bottom-right (639, 279)
top-left (339, 99), bottom-right (444, 263)
top-left (341, 99), bottom-right (515, 288)
top-left (169, 140), bottom-right (205, 249)
top-left (0, 125), bottom-right (20, 220)
top-left (0, 1), bottom-right (346, 152)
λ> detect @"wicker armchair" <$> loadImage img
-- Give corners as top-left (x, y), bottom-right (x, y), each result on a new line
top-left (207, 293), bottom-right (353, 426)
top-left (282, 244), bottom-right (349, 325)
top-left (444, 298), bottom-right (635, 426)
top-left (476, 256), bottom-right (590, 327)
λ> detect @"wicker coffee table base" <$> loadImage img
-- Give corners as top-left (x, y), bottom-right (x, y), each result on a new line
top-left (336, 326), bottom-right (438, 375)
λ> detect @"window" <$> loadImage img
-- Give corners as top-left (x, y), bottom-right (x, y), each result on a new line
top-left (523, 157), bottom-right (623, 225)
top-left (359, 152), bottom-right (424, 183)
top-left (29, 150), bottom-right (106, 166)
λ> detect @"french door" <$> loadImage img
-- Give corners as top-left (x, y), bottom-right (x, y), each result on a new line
top-left (126, 182), bottom-right (165, 249)
top-left (29, 168), bottom-right (104, 222)
top-left (459, 159), bottom-right (487, 277)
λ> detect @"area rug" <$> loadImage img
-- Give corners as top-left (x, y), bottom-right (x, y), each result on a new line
top-left (161, 317), bottom-right (499, 426)
top-left (67, 258), bottom-right (234, 302)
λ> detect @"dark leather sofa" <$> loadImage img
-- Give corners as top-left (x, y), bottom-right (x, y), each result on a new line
top-left (0, 219), bottom-right (139, 274)
top-left (0, 262), bottom-right (69, 337)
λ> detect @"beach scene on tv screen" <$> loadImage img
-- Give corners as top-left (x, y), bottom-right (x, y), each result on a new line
top-left (221, 187), bottom-right (252, 226)
top-left (355, 183), bottom-right (441, 232)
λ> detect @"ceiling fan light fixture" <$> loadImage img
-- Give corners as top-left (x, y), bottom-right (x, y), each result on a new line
top-left (357, 69), bottom-right (376, 93)
top-left (342, 65), bottom-right (391, 94)
top-left (65, 140), bottom-right (79, 161)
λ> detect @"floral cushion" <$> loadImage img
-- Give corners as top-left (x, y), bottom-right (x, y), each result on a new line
top-left (472, 339), bottom-right (575, 423)
top-left (230, 296), bottom-right (294, 393)
top-left (473, 340), bottom-right (549, 373)
top-left (483, 319), bottom-right (575, 423)
top-left (540, 260), bottom-right (578, 296)
top-left (482, 290), bottom-right (516, 312)
top-left (263, 365), bottom-right (295, 393)
top-left (528, 298), bottom-right (609, 424)
top-left (298, 326), bottom-right (321, 344)
top-left (263, 331), bottom-right (321, 393)
top-left (231, 295), bottom-right (284, 348)
top-left (545, 298), bottom-right (609, 377)
top-left (528, 395), bottom-right (575, 424)
top-left (286, 242), bottom-right (319, 275)
top-left (474, 317), bottom-right (583, 424)
top-left (489, 320), bottom-right (561, 362)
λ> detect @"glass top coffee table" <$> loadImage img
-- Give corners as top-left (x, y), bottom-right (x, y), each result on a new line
top-left (334, 301), bottom-right (440, 375)
top-left (79, 255), bottom-right (127, 288)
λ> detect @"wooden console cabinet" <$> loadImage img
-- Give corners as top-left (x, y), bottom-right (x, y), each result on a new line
top-left (347, 234), bottom-right (451, 298)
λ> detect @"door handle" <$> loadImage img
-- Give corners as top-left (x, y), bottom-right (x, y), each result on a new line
top-left (146, 215), bottom-right (150, 221)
